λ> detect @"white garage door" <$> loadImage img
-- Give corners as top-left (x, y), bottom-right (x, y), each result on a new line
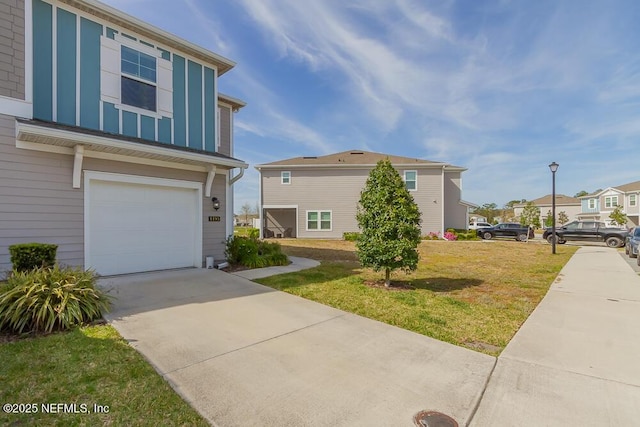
top-left (86, 173), bottom-right (201, 276)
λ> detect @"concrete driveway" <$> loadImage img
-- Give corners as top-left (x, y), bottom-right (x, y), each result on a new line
top-left (101, 268), bottom-right (495, 426)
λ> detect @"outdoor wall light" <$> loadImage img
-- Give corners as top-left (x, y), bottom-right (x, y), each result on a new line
top-left (212, 197), bottom-right (220, 211)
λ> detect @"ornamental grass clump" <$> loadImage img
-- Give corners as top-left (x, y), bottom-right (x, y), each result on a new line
top-left (0, 265), bottom-right (111, 334)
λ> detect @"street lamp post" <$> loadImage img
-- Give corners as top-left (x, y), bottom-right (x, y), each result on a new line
top-left (549, 162), bottom-right (559, 254)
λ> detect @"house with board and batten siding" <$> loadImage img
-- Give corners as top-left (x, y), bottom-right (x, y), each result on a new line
top-left (0, 0), bottom-right (247, 275)
top-left (256, 150), bottom-right (474, 239)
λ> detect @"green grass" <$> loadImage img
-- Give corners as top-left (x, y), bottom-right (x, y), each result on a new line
top-left (0, 325), bottom-right (208, 427)
top-left (233, 226), bottom-right (255, 237)
top-left (257, 239), bottom-right (577, 355)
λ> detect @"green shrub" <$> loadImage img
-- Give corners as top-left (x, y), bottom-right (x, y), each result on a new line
top-left (9, 243), bottom-right (58, 272)
top-left (248, 228), bottom-right (260, 239)
top-left (224, 236), bottom-right (289, 268)
top-left (343, 232), bottom-right (361, 241)
top-left (0, 265), bottom-right (111, 334)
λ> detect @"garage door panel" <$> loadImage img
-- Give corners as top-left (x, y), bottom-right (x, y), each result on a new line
top-left (87, 178), bottom-right (200, 276)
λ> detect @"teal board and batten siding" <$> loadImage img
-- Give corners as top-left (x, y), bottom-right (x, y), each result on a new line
top-left (581, 199), bottom-right (599, 213)
top-left (31, 0), bottom-right (219, 153)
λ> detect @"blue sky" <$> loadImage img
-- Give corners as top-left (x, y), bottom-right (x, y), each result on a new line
top-left (102, 0), bottom-right (640, 211)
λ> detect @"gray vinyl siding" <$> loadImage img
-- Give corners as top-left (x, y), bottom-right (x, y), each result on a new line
top-left (261, 167), bottom-right (446, 238)
top-left (0, 114), bottom-right (82, 271)
top-left (407, 168), bottom-right (442, 235)
top-left (218, 106), bottom-right (231, 156)
top-left (0, 114), bottom-right (228, 271)
top-left (443, 172), bottom-right (466, 230)
top-left (0, 0), bottom-right (25, 100)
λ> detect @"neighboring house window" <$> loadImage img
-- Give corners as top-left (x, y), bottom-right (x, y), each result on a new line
top-left (588, 199), bottom-right (596, 209)
top-left (605, 196), bottom-right (618, 209)
top-left (404, 171), bottom-right (417, 191)
top-left (630, 194), bottom-right (637, 207)
top-left (281, 171), bottom-right (291, 184)
top-left (121, 45), bottom-right (157, 112)
top-left (307, 211), bottom-right (331, 231)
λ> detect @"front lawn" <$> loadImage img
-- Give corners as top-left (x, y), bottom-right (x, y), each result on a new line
top-left (0, 325), bottom-right (207, 426)
top-left (257, 239), bottom-right (577, 355)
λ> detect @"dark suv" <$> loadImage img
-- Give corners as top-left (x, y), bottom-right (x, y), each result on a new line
top-left (478, 223), bottom-right (531, 241)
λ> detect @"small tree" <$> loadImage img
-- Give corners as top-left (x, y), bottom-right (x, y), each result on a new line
top-left (240, 202), bottom-right (252, 224)
top-left (558, 211), bottom-right (569, 225)
top-left (520, 201), bottom-right (541, 228)
top-left (544, 210), bottom-right (554, 227)
top-left (609, 205), bottom-right (627, 227)
top-left (356, 159), bottom-right (422, 287)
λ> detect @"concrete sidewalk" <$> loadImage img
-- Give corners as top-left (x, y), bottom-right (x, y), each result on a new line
top-left (470, 246), bottom-right (640, 426)
top-left (231, 256), bottom-right (320, 280)
top-left (103, 247), bottom-right (640, 426)
top-left (103, 267), bottom-right (494, 426)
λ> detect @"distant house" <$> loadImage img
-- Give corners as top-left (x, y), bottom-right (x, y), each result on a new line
top-left (513, 195), bottom-right (581, 226)
top-left (0, 0), bottom-right (247, 275)
top-left (255, 150), bottom-right (474, 238)
top-left (578, 181), bottom-right (640, 226)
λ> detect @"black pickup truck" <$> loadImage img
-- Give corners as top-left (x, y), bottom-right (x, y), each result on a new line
top-left (478, 223), bottom-right (532, 241)
top-left (542, 221), bottom-right (628, 248)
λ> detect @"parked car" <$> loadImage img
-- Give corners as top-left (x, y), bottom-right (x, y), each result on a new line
top-left (478, 223), bottom-right (531, 241)
top-left (543, 221), bottom-right (628, 248)
top-left (625, 227), bottom-right (640, 258)
top-left (469, 221), bottom-right (493, 230)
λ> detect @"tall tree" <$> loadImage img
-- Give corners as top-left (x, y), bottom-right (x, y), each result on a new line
top-left (504, 199), bottom-right (527, 209)
top-left (519, 202), bottom-right (541, 228)
top-left (356, 159), bottom-right (422, 287)
top-left (471, 203), bottom-right (500, 223)
top-left (574, 190), bottom-right (589, 198)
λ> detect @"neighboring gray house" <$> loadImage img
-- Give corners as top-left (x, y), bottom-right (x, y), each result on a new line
top-left (0, 0), bottom-right (247, 275)
top-left (513, 194), bottom-right (581, 226)
top-left (578, 181), bottom-right (640, 226)
top-left (255, 150), bottom-right (472, 239)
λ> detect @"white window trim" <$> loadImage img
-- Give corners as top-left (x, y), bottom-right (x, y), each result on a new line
top-left (404, 170), bottom-right (417, 191)
top-left (101, 34), bottom-right (172, 120)
top-left (604, 195), bottom-right (618, 209)
top-left (306, 210), bottom-right (332, 232)
top-left (281, 171), bottom-right (291, 185)
top-left (629, 194), bottom-right (637, 207)
top-left (588, 199), bottom-right (596, 209)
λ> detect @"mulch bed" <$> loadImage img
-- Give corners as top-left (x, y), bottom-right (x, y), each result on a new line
top-left (362, 280), bottom-right (415, 291)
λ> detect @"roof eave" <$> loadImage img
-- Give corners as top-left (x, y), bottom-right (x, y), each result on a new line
top-left (64, 0), bottom-right (236, 74)
top-left (16, 120), bottom-right (248, 170)
top-left (255, 162), bottom-right (450, 170)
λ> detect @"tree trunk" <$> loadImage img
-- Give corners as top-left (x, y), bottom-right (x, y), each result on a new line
top-left (385, 268), bottom-right (391, 288)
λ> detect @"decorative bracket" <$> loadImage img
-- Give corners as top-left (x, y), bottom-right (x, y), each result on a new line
top-left (73, 145), bottom-right (84, 189)
top-left (205, 165), bottom-right (217, 197)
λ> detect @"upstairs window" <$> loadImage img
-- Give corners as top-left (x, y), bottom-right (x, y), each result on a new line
top-left (281, 171), bottom-right (291, 184)
top-left (588, 199), bottom-right (596, 209)
top-left (604, 196), bottom-right (618, 209)
top-left (121, 46), bottom-right (157, 112)
top-left (404, 170), bottom-right (417, 191)
top-left (630, 194), bottom-right (637, 207)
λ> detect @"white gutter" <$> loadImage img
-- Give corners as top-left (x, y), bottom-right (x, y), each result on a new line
top-left (229, 167), bottom-right (245, 185)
